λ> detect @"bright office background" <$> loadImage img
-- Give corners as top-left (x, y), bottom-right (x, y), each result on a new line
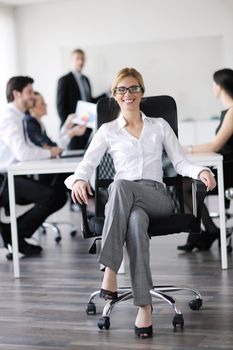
top-left (0, 0), bottom-right (233, 141)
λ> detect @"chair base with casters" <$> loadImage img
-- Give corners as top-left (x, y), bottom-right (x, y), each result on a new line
top-left (39, 221), bottom-right (78, 243)
top-left (85, 285), bottom-right (203, 331)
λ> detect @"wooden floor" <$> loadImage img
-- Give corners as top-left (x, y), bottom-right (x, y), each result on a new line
top-left (0, 206), bottom-right (233, 350)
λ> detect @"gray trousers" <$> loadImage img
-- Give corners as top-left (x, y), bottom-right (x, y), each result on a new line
top-left (98, 179), bottom-right (174, 306)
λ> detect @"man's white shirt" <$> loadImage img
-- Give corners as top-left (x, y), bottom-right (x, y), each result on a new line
top-left (0, 103), bottom-right (51, 172)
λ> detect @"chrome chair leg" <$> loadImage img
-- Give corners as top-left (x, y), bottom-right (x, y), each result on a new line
top-left (40, 222), bottom-right (62, 243)
top-left (86, 285), bottom-right (202, 330)
top-left (152, 285), bottom-right (203, 310)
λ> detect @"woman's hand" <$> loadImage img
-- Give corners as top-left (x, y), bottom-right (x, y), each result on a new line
top-left (71, 180), bottom-right (93, 205)
top-left (199, 170), bottom-right (216, 191)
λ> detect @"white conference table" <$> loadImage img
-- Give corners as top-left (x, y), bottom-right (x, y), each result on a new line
top-left (7, 156), bottom-right (82, 278)
top-left (7, 152), bottom-right (228, 278)
top-left (187, 152), bottom-right (227, 270)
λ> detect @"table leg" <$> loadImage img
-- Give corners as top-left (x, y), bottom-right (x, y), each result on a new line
top-left (217, 162), bottom-right (228, 269)
top-left (8, 172), bottom-right (20, 278)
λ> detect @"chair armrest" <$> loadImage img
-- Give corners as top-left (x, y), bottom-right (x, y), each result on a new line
top-left (164, 175), bottom-right (207, 231)
top-left (80, 204), bottom-right (94, 239)
top-left (191, 179), bottom-right (207, 230)
top-left (163, 175), bottom-right (184, 213)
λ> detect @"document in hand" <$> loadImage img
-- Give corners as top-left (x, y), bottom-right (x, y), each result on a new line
top-left (73, 101), bottom-right (96, 129)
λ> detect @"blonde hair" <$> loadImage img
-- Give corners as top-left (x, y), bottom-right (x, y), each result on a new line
top-left (111, 67), bottom-right (145, 95)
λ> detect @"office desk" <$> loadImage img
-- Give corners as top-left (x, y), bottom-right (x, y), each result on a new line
top-left (8, 153), bottom-right (227, 277)
top-left (187, 152), bottom-right (227, 270)
top-left (7, 157), bottom-right (82, 278)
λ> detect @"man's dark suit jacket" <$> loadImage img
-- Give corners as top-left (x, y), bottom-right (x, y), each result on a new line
top-left (56, 72), bottom-right (106, 149)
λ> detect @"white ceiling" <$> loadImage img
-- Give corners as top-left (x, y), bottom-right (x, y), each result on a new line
top-left (0, 0), bottom-right (61, 6)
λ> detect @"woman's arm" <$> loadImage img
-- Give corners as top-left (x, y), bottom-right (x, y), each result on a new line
top-left (64, 124), bottom-right (108, 190)
top-left (162, 119), bottom-right (215, 186)
top-left (184, 108), bottom-right (233, 153)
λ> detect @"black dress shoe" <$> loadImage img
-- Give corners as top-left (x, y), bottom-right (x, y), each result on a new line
top-left (19, 241), bottom-right (43, 256)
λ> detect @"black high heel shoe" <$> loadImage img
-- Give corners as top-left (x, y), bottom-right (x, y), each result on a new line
top-left (99, 288), bottom-right (118, 300)
top-left (201, 230), bottom-right (220, 250)
top-left (134, 325), bottom-right (153, 339)
top-left (134, 305), bottom-right (153, 339)
top-left (177, 233), bottom-right (203, 252)
top-left (178, 230), bottom-right (221, 252)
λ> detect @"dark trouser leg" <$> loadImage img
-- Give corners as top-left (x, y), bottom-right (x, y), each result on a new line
top-left (1, 176), bottom-right (67, 243)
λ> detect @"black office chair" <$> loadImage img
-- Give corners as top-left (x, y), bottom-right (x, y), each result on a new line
top-left (80, 96), bottom-right (207, 331)
top-left (208, 159), bottom-right (233, 252)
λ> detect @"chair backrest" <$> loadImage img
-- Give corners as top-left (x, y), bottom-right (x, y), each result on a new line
top-left (95, 96), bottom-right (182, 217)
top-left (97, 96), bottom-right (178, 135)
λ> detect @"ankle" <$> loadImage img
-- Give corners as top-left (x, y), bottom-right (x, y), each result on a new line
top-left (101, 267), bottom-right (117, 292)
top-left (135, 304), bottom-right (152, 328)
top-left (139, 304), bottom-right (152, 312)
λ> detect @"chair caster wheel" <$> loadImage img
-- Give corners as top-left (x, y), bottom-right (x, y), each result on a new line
top-left (38, 226), bottom-right (46, 235)
top-left (98, 316), bottom-right (110, 330)
top-left (6, 253), bottom-right (13, 260)
top-left (86, 302), bottom-right (96, 315)
top-left (172, 314), bottom-right (184, 329)
top-left (189, 298), bottom-right (202, 310)
top-left (70, 230), bottom-right (77, 237)
top-left (55, 236), bottom-right (61, 243)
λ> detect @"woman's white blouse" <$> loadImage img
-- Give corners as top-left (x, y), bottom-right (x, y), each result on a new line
top-left (65, 112), bottom-right (207, 189)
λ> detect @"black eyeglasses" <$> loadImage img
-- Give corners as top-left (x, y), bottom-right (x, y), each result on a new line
top-left (114, 85), bottom-right (142, 95)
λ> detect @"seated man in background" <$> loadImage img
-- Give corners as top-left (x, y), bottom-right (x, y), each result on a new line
top-left (25, 91), bottom-right (87, 149)
top-left (0, 76), bottom-right (67, 256)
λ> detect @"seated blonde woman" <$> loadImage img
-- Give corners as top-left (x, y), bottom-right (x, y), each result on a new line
top-left (65, 67), bottom-right (216, 338)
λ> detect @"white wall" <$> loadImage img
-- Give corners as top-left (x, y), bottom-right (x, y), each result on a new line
top-left (0, 4), bottom-right (18, 111)
top-left (13, 0), bottom-right (233, 139)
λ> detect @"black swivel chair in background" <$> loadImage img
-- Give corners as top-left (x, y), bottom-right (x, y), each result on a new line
top-left (79, 96), bottom-right (208, 331)
top-left (208, 158), bottom-right (233, 252)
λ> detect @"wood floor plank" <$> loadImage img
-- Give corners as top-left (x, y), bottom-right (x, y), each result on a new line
top-left (0, 208), bottom-right (233, 349)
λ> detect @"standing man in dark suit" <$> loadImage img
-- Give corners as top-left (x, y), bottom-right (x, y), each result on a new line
top-left (56, 48), bottom-right (107, 150)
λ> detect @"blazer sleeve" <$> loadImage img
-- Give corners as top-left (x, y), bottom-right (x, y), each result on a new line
top-left (56, 76), bottom-right (69, 125)
top-left (26, 118), bottom-right (57, 147)
top-left (84, 76), bottom-right (107, 103)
